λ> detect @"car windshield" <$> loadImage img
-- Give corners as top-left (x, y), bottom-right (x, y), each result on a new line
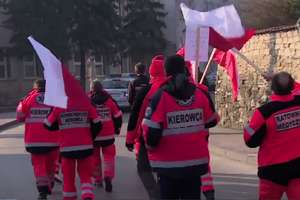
top-left (102, 79), bottom-right (129, 89)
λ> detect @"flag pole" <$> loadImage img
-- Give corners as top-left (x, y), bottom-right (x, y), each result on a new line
top-left (194, 26), bottom-right (201, 82)
top-left (200, 48), bottom-right (216, 84)
top-left (231, 48), bottom-right (263, 75)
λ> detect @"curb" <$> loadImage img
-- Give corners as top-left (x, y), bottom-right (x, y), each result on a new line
top-left (210, 144), bottom-right (257, 166)
top-left (210, 128), bottom-right (242, 135)
top-left (0, 120), bottom-right (19, 132)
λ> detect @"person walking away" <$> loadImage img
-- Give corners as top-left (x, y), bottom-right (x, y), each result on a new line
top-left (44, 75), bottom-right (102, 200)
top-left (128, 62), bottom-right (149, 107)
top-left (244, 72), bottom-right (300, 200)
top-left (126, 55), bottom-right (167, 199)
top-left (88, 80), bottom-right (122, 192)
top-left (178, 50), bottom-right (216, 200)
top-left (16, 79), bottom-right (59, 200)
top-left (142, 55), bottom-right (220, 199)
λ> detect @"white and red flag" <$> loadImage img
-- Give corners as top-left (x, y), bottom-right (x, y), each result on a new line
top-left (180, 3), bottom-right (255, 101)
top-left (213, 30), bottom-right (255, 102)
top-left (181, 3), bottom-right (246, 61)
top-left (213, 50), bottom-right (239, 101)
top-left (180, 3), bottom-right (245, 38)
top-left (28, 36), bottom-right (91, 109)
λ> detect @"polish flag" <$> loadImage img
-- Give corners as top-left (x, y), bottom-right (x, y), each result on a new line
top-left (213, 30), bottom-right (255, 102)
top-left (181, 3), bottom-right (245, 38)
top-left (181, 3), bottom-right (255, 50)
top-left (213, 50), bottom-right (239, 101)
top-left (181, 3), bottom-right (256, 101)
top-left (28, 36), bottom-right (91, 109)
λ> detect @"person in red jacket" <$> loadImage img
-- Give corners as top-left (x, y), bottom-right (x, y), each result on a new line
top-left (178, 49), bottom-right (216, 200)
top-left (88, 80), bottom-right (122, 192)
top-left (44, 94), bottom-right (102, 200)
top-left (142, 55), bottom-right (219, 199)
top-left (126, 55), bottom-right (167, 199)
top-left (16, 79), bottom-right (59, 200)
top-left (244, 72), bottom-right (300, 200)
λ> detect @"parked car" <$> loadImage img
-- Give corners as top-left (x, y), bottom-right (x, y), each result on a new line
top-left (102, 77), bottom-right (134, 109)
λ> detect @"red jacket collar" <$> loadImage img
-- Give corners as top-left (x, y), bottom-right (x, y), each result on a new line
top-left (270, 93), bottom-right (294, 102)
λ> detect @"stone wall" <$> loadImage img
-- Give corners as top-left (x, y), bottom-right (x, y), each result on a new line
top-left (216, 26), bottom-right (300, 129)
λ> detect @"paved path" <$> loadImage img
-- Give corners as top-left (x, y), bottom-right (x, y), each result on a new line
top-left (0, 112), bottom-right (16, 127)
top-left (0, 124), bottom-right (259, 200)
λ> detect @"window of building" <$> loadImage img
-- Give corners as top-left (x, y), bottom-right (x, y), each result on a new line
top-left (94, 55), bottom-right (104, 76)
top-left (23, 54), bottom-right (42, 79)
top-left (73, 54), bottom-right (81, 78)
top-left (73, 53), bottom-right (104, 78)
top-left (0, 51), bottom-right (10, 80)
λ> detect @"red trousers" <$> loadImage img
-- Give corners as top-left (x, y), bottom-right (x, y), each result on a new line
top-left (259, 179), bottom-right (300, 200)
top-left (31, 149), bottom-right (59, 194)
top-left (62, 156), bottom-right (94, 200)
top-left (93, 144), bottom-right (116, 183)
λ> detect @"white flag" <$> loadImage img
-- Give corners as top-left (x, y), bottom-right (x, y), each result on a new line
top-left (180, 3), bottom-right (244, 38)
top-left (28, 36), bottom-right (68, 109)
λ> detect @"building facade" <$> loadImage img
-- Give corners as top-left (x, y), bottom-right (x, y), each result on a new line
top-left (0, 0), bottom-right (295, 107)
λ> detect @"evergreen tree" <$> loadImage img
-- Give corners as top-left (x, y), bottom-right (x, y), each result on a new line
top-left (0, 0), bottom-right (119, 89)
top-left (123, 0), bottom-right (167, 63)
top-left (66, 0), bottom-right (119, 88)
top-left (0, 0), bottom-right (70, 58)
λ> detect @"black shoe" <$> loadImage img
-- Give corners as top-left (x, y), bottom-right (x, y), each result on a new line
top-left (203, 190), bottom-right (215, 200)
top-left (104, 177), bottom-right (112, 193)
top-left (37, 193), bottom-right (47, 200)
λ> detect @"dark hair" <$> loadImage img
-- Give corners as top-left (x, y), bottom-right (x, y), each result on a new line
top-left (271, 72), bottom-right (295, 95)
top-left (164, 55), bottom-right (186, 76)
top-left (135, 62), bottom-right (146, 74)
top-left (92, 79), bottom-right (102, 92)
top-left (34, 79), bottom-right (46, 92)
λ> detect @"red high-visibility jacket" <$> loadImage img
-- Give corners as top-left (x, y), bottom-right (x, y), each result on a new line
top-left (142, 81), bottom-right (219, 178)
top-left (17, 90), bottom-right (59, 154)
top-left (89, 91), bottom-right (122, 147)
top-left (45, 103), bottom-right (101, 159)
top-left (244, 94), bottom-right (300, 167)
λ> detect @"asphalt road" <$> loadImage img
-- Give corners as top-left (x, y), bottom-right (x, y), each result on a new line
top-left (0, 123), bottom-right (259, 200)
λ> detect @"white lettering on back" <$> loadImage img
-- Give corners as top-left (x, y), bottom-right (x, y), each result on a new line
top-left (167, 109), bottom-right (203, 129)
top-left (275, 109), bottom-right (300, 132)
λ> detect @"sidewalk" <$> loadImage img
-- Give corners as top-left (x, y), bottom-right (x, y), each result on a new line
top-left (0, 112), bottom-right (18, 131)
top-left (210, 127), bottom-right (258, 166)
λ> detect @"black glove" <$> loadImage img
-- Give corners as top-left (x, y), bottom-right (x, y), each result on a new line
top-left (126, 143), bottom-right (134, 152)
top-left (44, 121), bottom-right (59, 131)
top-left (90, 121), bottom-right (102, 140)
top-left (115, 128), bottom-right (121, 135)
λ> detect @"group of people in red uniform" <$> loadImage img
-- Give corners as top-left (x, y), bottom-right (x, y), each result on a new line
top-left (16, 49), bottom-right (300, 200)
top-left (17, 78), bottom-right (122, 200)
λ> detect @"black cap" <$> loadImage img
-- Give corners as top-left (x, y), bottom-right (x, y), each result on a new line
top-left (164, 55), bottom-right (186, 76)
